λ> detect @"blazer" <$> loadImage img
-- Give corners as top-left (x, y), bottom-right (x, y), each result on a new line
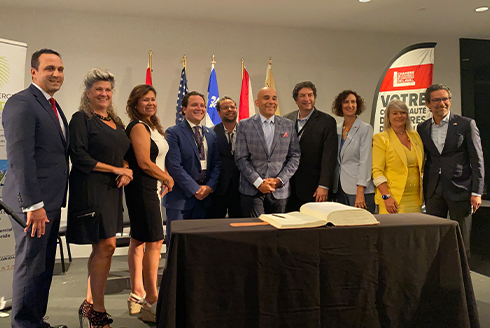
top-left (334, 117), bottom-right (375, 195)
top-left (165, 120), bottom-right (221, 210)
top-left (213, 123), bottom-right (240, 196)
top-left (234, 114), bottom-right (300, 199)
top-left (417, 113), bottom-right (484, 201)
top-left (372, 128), bottom-right (424, 206)
top-left (2, 84), bottom-right (69, 212)
top-left (284, 108), bottom-right (337, 201)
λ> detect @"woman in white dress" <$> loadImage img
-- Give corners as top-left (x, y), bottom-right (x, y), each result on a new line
top-left (124, 84), bottom-right (174, 322)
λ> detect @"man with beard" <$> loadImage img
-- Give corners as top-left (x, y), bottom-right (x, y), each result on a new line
top-left (209, 96), bottom-right (241, 218)
top-left (417, 83), bottom-right (484, 256)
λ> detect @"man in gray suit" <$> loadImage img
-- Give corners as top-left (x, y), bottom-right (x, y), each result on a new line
top-left (235, 87), bottom-right (300, 217)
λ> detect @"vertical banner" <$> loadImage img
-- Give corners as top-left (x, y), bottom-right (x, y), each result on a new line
top-left (0, 38), bottom-right (27, 310)
top-left (370, 43), bottom-right (436, 133)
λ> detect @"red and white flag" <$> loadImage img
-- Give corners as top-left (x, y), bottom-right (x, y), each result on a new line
top-left (238, 68), bottom-right (254, 121)
top-left (371, 43), bottom-right (436, 132)
top-left (146, 59), bottom-right (152, 86)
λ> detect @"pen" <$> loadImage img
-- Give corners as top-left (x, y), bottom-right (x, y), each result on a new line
top-left (272, 214), bottom-right (286, 218)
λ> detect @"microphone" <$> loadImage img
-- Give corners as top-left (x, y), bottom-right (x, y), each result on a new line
top-left (0, 199), bottom-right (27, 229)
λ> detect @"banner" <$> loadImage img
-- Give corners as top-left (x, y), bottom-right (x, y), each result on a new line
top-left (205, 65), bottom-right (220, 127)
top-left (238, 68), bottom-right (254, 121)
top-left (0, 38), bottom-right (27, 310)
top-left (370, 43), bottom-right (436, 133)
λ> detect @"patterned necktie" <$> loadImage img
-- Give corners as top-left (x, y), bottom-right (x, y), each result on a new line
top-left (264, 120), bottom-right (273, 153)
top-left (193, 126), bottom-right (206, 183)
top-left (229, 132), bottom-right (234, 155)
top-left (49, 98), bottom-right (59, 119)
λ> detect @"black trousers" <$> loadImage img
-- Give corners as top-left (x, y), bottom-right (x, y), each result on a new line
top-left (425, 177), bottom-right (472, 255)
top-left (10, 209), bottom-right (61, 328)
top-left (208, 186), bottom-right (241, 219)
top-left (241, 192), bottom-right (287, 218)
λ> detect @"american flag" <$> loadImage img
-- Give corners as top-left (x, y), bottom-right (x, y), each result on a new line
top-left (175, 67), bottom-right (188, 124)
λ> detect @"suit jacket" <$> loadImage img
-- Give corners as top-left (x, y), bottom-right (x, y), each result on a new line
top-left (334, 117), bottom-right (375, 195)
top-left (165, 120), bottom-right (221, 210)
top-left (417, 113), bottom-right (484, 201)
top-left (284, 108), bottom-right (337, 201)
top-left (213, 123), bottom-right (240, 196)
top-left (234, 114), bottom-right (300, 199)
top-left (372, 128), bottom-right (424, 206)
top-left (2, 84), bottom-right (69, 212)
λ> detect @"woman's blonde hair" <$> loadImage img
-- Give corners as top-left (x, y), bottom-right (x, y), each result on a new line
top-left (383, 99), bottom-right (412, 132)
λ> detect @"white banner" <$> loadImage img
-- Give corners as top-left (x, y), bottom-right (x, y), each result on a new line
top-left (370, 43), bottom-right (436, 133)
top-left (0, 37), bottom-right (27, 310)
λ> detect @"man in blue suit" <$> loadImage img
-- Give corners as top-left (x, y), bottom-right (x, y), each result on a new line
top-left (165, 91), bottom-right (221, 243)
top-left (235, 87), bottom-right (300, 217)
top-left (2, 49), bottom-right (69, 328)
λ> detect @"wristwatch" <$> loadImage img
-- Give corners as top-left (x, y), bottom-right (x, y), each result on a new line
top-left (382, 194), bottom-right (391, 200)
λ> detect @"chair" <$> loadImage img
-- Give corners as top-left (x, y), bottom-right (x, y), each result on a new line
top-left (57, 222), bottom-right (72, 274)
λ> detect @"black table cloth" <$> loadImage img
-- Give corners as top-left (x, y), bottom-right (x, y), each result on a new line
top-left (156, 213), bottom-right (479, 328)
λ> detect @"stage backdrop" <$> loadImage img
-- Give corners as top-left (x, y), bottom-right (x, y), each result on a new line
top-left (370, 43), bottom-right (436, 133)
top-left (0, 37), bottom-right (27, 310)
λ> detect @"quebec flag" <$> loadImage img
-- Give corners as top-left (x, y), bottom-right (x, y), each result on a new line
top-left (206, 66), bottom-right (220, 127)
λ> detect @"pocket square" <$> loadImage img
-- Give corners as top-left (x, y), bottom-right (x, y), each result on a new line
top-left (283, 132), bottom-right (288, 137)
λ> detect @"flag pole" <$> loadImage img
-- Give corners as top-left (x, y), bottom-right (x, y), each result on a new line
top-left (211, 55), bottom-right (216, 68)
top-left (149, 50), bottom-right (153, 72)
top-left (269, 56), bottom-right (272, 65)
top-left (181, 54), bottom-right (187, 70)
top-left (241, 58), bottom-right (244, 80)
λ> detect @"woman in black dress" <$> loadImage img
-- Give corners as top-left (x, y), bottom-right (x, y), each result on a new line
top-left (125, 84), bottom-right (174, 322)
top-left (67, 68), bottom-right (132, 328)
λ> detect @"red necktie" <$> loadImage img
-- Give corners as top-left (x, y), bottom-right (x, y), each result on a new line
top-left (49, 98), bottom-right (59, 119)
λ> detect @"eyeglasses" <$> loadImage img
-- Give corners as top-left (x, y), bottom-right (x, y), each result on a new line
top-left (220, 105), bottom-right (236, 111)
top-left (430, 97), bottom-right (451, 103)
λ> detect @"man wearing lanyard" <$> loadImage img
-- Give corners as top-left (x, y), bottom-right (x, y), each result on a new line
top-left (165, 91), bottom-right (221, 243)
top-left (284, 81), bottom-right (338, 211)
top-left (417, 84), bottom-right (484, 256)
top-left (209, 96), bottom-right (241, 218)
top-left (235, 87), bottom-right (300, 217)
top-left (3, 49), bottom-right (69, 328)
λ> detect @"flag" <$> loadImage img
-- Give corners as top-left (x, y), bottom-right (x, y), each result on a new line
top-left (205, 65), bottom-right (220, 127)
top-left (239, 68), bottom-right (255, 121)
top-left (265, 62), bottom-right (280, 115)
top-left (146, 59), bottom-right (152, 86)
top-left (370, 42), bottom-right (436, 132)
top-left (175, 67), bottom-right (188, 125)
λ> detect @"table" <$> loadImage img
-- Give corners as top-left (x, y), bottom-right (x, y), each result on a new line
top-left (156, 214), bottom-right (479, 328)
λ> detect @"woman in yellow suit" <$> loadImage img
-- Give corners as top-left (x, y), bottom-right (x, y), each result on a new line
top-left (372, 99), bottom-right (424, 214)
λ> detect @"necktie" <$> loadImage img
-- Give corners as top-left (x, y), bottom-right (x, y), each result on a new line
top-left (49, 98), bottom-right (59, 119)
top-left (264, 120), bottom-right (273, 153)
top-left (229, 132), bottom-right (234, 155)
top-left (193, 126), bottom-right (206, 183)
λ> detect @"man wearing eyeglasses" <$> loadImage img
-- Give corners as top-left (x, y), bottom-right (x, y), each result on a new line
top-left (209, 96), bottom-right (241, 218)
top-left (417, 84), bottom-right (484, 256)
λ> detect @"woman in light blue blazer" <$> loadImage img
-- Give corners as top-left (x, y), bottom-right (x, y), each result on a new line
top-left (332, 90), bottom-right (375, 213)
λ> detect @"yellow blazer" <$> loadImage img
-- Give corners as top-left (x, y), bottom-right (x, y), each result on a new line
top-left (372, 128), bottom-right (424, 206)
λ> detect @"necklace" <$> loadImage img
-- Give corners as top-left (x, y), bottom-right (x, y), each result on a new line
top-left (343, 124), bottom-right (354, 135)
top-left (94, 113), bottom-right (111, 121)
top-left (395, 130), bottom-right (406, 135)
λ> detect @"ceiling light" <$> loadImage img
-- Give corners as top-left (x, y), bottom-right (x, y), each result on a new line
top-left (475, 6), bottom-right (489, 12)
top-left (359, 0), bottom-right (371, 2)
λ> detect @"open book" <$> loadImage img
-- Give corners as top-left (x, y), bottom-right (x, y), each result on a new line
top-left (259, 202), bottom-right (379, 229)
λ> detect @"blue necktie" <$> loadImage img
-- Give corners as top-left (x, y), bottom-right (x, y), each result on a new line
top-left (193, 126), bottom-right (206, 183)
top-left (264, 119), bottom-right (273, 153)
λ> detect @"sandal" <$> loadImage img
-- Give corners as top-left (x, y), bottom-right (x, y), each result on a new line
top-left (87, 308), bottom-right (113, 328)
top-left (139, 301), bottom-right (157, 323)
top-left (78, 299), bottom-right (93, 328)
top-left (127, 292), bottom-right (147, 315)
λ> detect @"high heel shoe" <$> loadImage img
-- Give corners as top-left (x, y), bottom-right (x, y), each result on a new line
top-left (139, 301), bottom-right (157, 323)
top-left (87, 308), bottom-right (113, 328)
top-left (127, 292), bottom-right (147, 315)
top-left (78, 299), bottom-right (93, 328)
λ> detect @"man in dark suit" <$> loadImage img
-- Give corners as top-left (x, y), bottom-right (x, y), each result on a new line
top-left (284, 81), bottom-right (338, 211)
top-left (165, 91), bottom-right (221, 241)
top-left (417, 84), bottom-right (484, 255)
top-left (2, 49), bottom-right (69, 328)
top-left (235, 87), bottom-right (300, 217)
top-left (209, 96), bottom-right (241, 218)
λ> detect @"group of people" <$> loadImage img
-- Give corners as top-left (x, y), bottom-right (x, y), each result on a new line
top-left (2, 48), bottom-right (484, 328)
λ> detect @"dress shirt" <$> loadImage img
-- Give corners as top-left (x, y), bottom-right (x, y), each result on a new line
top-left (186, 119), bottom-right (208, 160)
top-left (252, 114), bottom-right (280, 189)
top-left (296, 108), bottom-right (315, 140)
top-left (431, 112), bottom-right (450, 154)
top-left (225, 125), bottom-right (237, 154)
